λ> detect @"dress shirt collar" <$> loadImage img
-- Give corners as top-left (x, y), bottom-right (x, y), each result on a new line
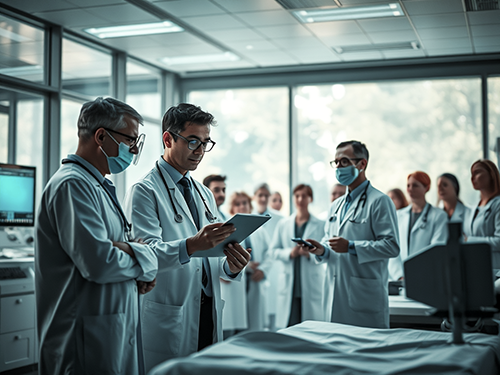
top-left (65, 154), bottom-right (105, 184)
top-left (158, 156), bottom-right (192, 185)
top-left (347, 179), bottom-right (369, 202)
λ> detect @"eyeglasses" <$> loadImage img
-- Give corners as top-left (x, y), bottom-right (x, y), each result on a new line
top-left (170, 132), bottom-right (216, 152)
top-left (103, 128), bottom-right (146, 165)
top-left (330, 157), bottom-right (363, 168)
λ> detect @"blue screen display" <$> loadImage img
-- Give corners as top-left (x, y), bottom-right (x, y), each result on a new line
top-left (0, 165), bottom-right (36, 226)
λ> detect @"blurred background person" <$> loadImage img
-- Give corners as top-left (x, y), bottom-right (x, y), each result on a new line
top-left (270, 191), bottom-right (283, 211)
top-left (437, 173), bottom-right (470, 221)
top-left (388, 171), bottom-right (448, 281)
top-left (331, 183), bottom-right (346, 202)
top-left (221, 192), bottom-right (271, 336)
top-left (387, 188), bottom-right (409, 210)
top-left (203, 174), bottom-right (227, 220)
top-left (464, 160), bottom-right (500, 273)
top-left (253, 183), bottom-right (283, 239)
top-left (270, 184), bottom-right (328, 328)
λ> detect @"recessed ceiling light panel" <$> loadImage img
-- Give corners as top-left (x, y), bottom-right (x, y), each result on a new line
top-left (85, 21), bottom-right (183, 39)
top-left (293, 3), bottom-right (404, 23)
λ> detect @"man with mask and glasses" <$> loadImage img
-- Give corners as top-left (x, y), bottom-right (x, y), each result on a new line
top-left (305, 140), bottom-right (399, 329)
top-left (124, 103), bottom-right (250, 372)
top-left (35, 97), bottom-right (158, 375)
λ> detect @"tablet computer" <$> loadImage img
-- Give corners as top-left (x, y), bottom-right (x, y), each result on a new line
top-left (191, 213), bottom-right (271, 257)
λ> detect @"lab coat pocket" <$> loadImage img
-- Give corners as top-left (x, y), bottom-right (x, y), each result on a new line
top-left (82, 313), bottom-right (126, 375)
top-left (142, 300), bottom-right (183, 356)
top-left (348, 276), bottom-right (383, 313)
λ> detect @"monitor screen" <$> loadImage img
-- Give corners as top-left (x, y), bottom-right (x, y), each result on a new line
top-left (0, 163), bottom-right (36, 227)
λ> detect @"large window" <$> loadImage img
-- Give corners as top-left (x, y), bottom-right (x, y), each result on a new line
top-left (60, 98), bottom-right (84, 160)
top-left (62, 38), bottom-right (112, 98)
top-left (0, 109), bottom-right (7, 163)
top-left (0, 14), bottom-right (45, 83)
top-left (295, 79), bottom-right (482, 216)
top-left (189, 88), bottom-right (290, 215)
top-left (489, 77), bottom-right (500, 164)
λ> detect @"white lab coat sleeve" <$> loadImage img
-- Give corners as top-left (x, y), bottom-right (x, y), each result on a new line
top-left (467, 205), bottom-right (500, 255)
top-left (353, 194), bottom-right (400, 264)
top-left (128, 242), bottom-right (158, 282)
top-left (430, 210), bottom-right (448, 246)
top-left (270, 219), bottom-right (293, 262)
top-left (256, 230), bottom-right (273, 276)
top-left (51, 179), bottom-right (144, 284)
top-left (315, 214), bottom-right (335, 265)
top-left (124, 182), bottom-right (186, 271)
top-left (220, 257), bottom-right (243, 281)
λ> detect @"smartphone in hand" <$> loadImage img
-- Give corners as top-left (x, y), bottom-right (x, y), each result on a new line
top-left (291, 237), bottom-right (314, 248)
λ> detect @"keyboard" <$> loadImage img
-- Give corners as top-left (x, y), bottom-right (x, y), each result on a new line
top-left (0, 267), bottom-right (27, 280)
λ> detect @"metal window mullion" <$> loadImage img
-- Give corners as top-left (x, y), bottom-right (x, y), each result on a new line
top-left (481, 74), bottom-right (489, 159)
top-left (289, 85), bottom-right (297, 216)
top-left (113, 52), bottom-right (127, 201)
top-left (8, 91), bottom-right (16, 164)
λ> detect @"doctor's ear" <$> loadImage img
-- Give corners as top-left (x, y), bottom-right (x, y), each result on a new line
top-left (359, 159), bottom-right (368, 171)
top-left (163, 131), bottom-right (173, 148)
top-left (94, 128), bottom-right (106, 146)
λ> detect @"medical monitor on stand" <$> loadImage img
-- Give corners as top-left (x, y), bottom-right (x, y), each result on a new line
top-left (0, 164), bottom-right (36, 251)
top-left (404, 221), bottom-right (496, 344)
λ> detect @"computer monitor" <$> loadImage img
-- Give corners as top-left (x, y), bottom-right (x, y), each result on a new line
top-left (0, 163), bottom-right (36, 227)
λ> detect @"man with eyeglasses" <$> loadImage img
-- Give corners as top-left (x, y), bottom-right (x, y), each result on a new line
top-left (124, 103), bottom-right (250, 372)
top-left (305, 140), bottom-right (399, 329)
top-left (35, 97), bottom-right (157, 375)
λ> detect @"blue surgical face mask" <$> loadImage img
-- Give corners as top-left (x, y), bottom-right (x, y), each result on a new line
top-left (336, 165), bottom-right (362, 186)
top-left (100, 132), bottom-right (134, 174)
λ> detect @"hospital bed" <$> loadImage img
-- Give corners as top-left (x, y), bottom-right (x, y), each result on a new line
top-left (148, 320), bottom-right (500, 375)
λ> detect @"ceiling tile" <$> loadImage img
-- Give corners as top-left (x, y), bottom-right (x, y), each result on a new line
top-left (340, 51), bottom-right (383, 61)
top-left (206, 60), bottom-right (256, 70)
top-left (85, 4), bottom-right (157, 24)
top-left (416, 26), bottom-right (470, 39)
top-left (426, 47), bottom-right (473, 56)
top-left (158, 43), bottom-right (222, 55)
top-left (242, 49), bottom-right (298, 64)
top-left (357, 18), bottom-right (413, 33)
top-left (472, 35), bottom-right (500, 47)
top-left (183, 14), bottom-right (247, 30)
top-left (382, 49), bottom-right (426, 59)
top-left (410, 13), bottom-right (467, 28)
top-left (287, 48), bottom-right (341, 64)
top-left (151, 0), bottom-right (226, 17)
top-left (204, 28), bottom-right (263, 42)
top-left (234, 10), bottom-right (298, 27)
top-left (470, 24), bottom-right (500, 37)
top-left (474, 45), bottom-right (500, 53)
top-left (369, 30), bottom-right (418, 44)
top-left (319, 33), bottom-right (372, 46)
top-left (33, 9), bottom-right (108, 28)
top-left (148, 32), bottom-right (210, 46)
top-left (467, 10), bottom-right (500, 25)
top-left (0, 0), bottom-right (76, 13)
top-left (271, 36), bottom-right (326, 49)
top-left (98, 36), bottom-right (162, 50)
top-left (211, 0), bottom-right (282, 13)
top-left (305, 20), bottom-right (362, 36)
top-left (421, 38), bottom-right (472, 49)
top-left (258, 24), bottom-right (313, 38)
top-left (403, 0), bottom-right (464, 16)
top-left (224, 39), bottom-right (278, 52)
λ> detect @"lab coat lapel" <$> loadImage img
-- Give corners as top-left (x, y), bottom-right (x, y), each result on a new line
top-left (157, 167), bottom-right (197, 230)
top-left (410, 203), bottom-right (428, 235)
top-left (338, 193), bottom-right (361, 231)
top-left (288, 214), bottom-right (297, 244)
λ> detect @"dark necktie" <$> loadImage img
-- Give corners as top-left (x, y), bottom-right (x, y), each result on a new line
top-left (179, 177), bottom-right (211, 296)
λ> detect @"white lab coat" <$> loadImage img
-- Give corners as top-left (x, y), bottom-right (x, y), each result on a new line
top-left (221, 228), bottom-right (271, 331)
top-left (388, 203), bottom-right (448, 281)
top-left (271, 214), bottom-right (328, 329)
top-left (318, 182), bottom-right (400, 329)
top-left (35, 156), bottom-right (157, 375)
top-left (253, 207), bottom-right (284, 239)
top-left (123, 161), bottom-right (241, 372)
top-left (449, 201), bottom-right (471, 222)
top-left (464, 195), bottom-right (500, 270)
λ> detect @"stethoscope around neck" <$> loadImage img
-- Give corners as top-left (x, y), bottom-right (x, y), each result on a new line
top-left (330, 182), bottom-right (370, 224)
top-left (155, 161), bottom-right (216, 224)
top-left (411, 203), bottom-right (431, 229)
top-left (61, 158), bottom-right (132, 240)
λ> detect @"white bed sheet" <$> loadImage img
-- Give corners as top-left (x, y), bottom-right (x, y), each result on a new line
top-left (148, 321), bottom-right (500, 375)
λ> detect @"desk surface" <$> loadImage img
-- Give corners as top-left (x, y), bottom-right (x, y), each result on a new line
top-left (389, 295), bottom-right (432, 316)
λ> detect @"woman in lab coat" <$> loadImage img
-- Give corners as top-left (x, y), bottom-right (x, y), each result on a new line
top-left (388, 171), bottom-right (448, 281)
top-left (271, 184), bottom-right (327, 329)
top-left (437, 173), bottom-right (471, 222)
top-left (220, 192), bottom-right (272, 334)
top-left (464, 159), bottom-right (500, 271)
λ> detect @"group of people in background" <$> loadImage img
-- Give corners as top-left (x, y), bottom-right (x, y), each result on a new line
top-left (34, 97), bottom-right (500, 375)
top-left (209, 152), bottom-right (500, 337)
